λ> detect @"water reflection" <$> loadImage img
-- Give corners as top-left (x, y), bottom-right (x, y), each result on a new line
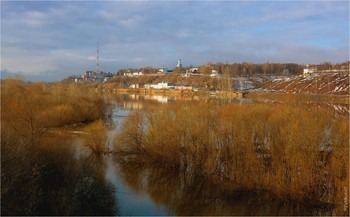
top-left (102, 93), bottom-right (348, 216)
top-left (106, 157), bottom-right (169, 216)
top-left (107, 93), bottom-right (348, 216)
top-left (104, 107), bottom-right (169, 215)
top-left (105, 92), bottom-right (349, 117)
top-left (113, 157), bottom-right (334, 216)
top-left (1, 134), bottom-right (119, 216)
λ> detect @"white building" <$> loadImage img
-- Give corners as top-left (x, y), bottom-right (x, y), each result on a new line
top-left (303, 68), bottom-right (316, 74)
top-left (190, 68), bottom-right (198, 73)
top-left (303, 65), bottom-right (316, 75)
top-left (150, 82), bottom-right (175, 89)
top-left (158, 65), bottom-right (168, 74)
top-left (124, 71), bottom-right (144, 77)
top-left (210, 69), bottom-right (220, 77)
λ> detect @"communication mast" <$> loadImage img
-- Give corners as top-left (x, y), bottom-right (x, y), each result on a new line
top-left (96, 42), bottom-right (100, 74)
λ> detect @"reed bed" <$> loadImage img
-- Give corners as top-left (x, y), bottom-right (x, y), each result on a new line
top-left (115, 101), bottom-right (349, 215)
top-left (1, 78), bottom-right (115, 215)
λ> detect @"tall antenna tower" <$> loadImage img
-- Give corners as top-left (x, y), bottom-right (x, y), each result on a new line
top-left (96, 42), bottom-right (100, 74)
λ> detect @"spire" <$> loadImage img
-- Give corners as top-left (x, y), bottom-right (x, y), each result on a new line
top-left (177, 58), bottom-right (182, 68)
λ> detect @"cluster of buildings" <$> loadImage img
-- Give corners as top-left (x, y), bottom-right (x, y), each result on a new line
top-left (75, 70), bottom-right (114, 83)
top-left (130, 82), bottom-right (194, 91)
top-left (77, 57), bottom-right (224, 83)
top-left (122, 67), bottom-right (221, 78)
top-left (303, 65), bottom-right (349, 76)
top-left (122, 65), bottom-right (174, 77)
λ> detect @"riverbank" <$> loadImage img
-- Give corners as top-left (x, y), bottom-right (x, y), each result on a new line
top-left (113, 88), bottom-right (245, 98)
top-left (247, 91), bottom-right (350, 104)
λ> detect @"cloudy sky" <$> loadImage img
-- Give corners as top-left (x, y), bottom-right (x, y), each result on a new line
top-left (1, 0), bottom-right (349, 81)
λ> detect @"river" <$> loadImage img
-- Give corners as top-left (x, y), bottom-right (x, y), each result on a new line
top-left (104, 106), bottom-right (169, 215)
top-left (96, 93), bottom-right (348, 216)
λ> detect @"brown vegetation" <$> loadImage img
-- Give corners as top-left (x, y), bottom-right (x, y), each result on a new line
top-left (259, 73), bottom-right (349, 95)
top-left (1, 78), bottom-right (117, 215)
top-left (81, 120), bottom-right (108, 155)
top-left (115, 101), bottom-right (349, 215)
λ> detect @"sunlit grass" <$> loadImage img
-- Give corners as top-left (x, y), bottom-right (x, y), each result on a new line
top-left (1, 78), bottom-right (116, 215)
top-left (115, 100), bottom-right (349, 214)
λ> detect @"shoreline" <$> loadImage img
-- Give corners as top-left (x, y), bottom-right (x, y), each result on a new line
top-left (113, 88), bottom-right (246, 98)
top-left (103, 87), bottom-right (349, 104)
top-left (247, 91), bottom-right (350, 104)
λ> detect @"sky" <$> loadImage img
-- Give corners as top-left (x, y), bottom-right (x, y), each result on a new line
top-left (1, 0), bottom-right (349, 82)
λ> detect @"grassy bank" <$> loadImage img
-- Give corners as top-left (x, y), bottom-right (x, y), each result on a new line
top-left (248, 91), bottom-right (350, 104)
top-left (115, 101), bottom-right (349, 215)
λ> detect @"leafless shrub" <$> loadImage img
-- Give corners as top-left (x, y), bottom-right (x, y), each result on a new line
top-left (116, 100), bottom-right (349, 214)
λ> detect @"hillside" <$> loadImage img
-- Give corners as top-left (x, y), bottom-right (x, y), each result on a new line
top-left (257, 73), bottom-right (349, 95)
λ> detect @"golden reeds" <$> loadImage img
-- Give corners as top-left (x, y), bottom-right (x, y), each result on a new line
top-left (1, 78), bottom-right (116, 215)
top-left (115, 100), bottom-right (349, 214)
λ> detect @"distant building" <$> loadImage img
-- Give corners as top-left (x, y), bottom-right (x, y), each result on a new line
top-left (124, 70), bottom-right (144, 77)
top-left (158, 65), bottom-right (168, 73)
top-left (190, 68), bottom-right (198, 73)
top-left (149, 82), bottom-right (175, 89)
top-left (303, 65), bottom-right (316, 75)
top-left (80, 70), bottom-right (113, 82)
top-left (175, 85), bottom-right (193, 91)
top-left (129, 83), bottom-right (145, 88)
top-left (210, 69), bottom-right (220, 77)
top-left (82, 70), bottom-right (103, 81)
top-left (158, 65), bottom-right (172, 74)
top-left (182, 67), bottom-right (200, 77)
top-left (303, 68), bottom-right (316, 74)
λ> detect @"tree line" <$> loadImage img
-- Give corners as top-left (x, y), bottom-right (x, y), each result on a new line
top-left (115, 61), bottom-right (349, 77)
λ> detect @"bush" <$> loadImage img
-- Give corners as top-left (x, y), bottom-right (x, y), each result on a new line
top-left (115, 101), bottom-right (349, 214)
top-left (1, 78), bottom-right (117, 215)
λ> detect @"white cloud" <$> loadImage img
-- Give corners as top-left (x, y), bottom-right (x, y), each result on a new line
top-left (176, 29), bottom-right (192, 38)
top-left (1, 1), bottom-right (348, 82)
top-left (88, 56), bottom-right (96, 61)
top-left (119, 15), bottom-right (143, 29)
top-left (2, 57), bottom-right (56, 75)
top-left (24, 11), bottom-right (47, 28)
top-left (98, 10), bottom-right (119, 21)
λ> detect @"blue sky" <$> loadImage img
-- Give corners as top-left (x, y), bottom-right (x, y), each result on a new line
top-left (1, 0), bottom-right (349, 81)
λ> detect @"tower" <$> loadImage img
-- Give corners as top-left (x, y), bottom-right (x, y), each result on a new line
top-left (96, 42), bottom-right (100, 74)
top-left (177, 58), bottom-right (182, 68)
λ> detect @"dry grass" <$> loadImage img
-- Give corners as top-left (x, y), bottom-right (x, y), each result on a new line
top-left (81, 120), bottom-right (108, 155)
top-left (1, 78), bottom-right (116, 215)
top-left (115, 100), bottom-right (349, 214)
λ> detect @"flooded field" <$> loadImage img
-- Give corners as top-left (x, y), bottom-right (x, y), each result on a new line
top-left (107, 93), bottom-right (349, 216)
top-left (2, 81), bottom-right (349, 215)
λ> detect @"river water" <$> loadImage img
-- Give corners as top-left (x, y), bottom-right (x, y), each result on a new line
top-left (104, 106), bottom-right (169, 215)
top-left (98, 93), bottom-right (348, 216)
